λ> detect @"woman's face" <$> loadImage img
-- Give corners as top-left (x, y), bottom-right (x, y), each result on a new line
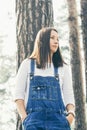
top-left (50, 30), bottom-right (59, 55)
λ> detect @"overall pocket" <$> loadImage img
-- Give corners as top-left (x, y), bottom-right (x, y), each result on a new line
top-left (22, 113), bottom-right (31, 126)
top-left (63, 114), bottom-right (71, 129)
top-left (32, 85), bottom-right (47, 99)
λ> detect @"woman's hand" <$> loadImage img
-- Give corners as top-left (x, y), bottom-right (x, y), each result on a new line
top-left (15, 99), bottom-right (27, 122)
top-left (66, 104), bottom-right (75, 125)
top-left (66, 113), bottom-right (74, 125)
top-left (21, 114), bottom-right (27, 122)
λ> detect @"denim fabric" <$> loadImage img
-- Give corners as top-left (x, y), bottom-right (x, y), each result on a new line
top-left (23, 60), bottom-right (71, 130)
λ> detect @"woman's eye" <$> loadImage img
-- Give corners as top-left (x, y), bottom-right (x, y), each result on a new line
top-left (50, 37), bottom-right (54, 39)
top-left (50, 37), bottom-right (59, 41)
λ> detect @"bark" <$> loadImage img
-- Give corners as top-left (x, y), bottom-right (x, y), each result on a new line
top-left (16, 0), bottom-right (54, 69)
top-left (80, 0), bottom-right (87, 102)
top-left (67, 0), bottom-right (87, 129)
top-left (16, 0), bottom-right (54, 130)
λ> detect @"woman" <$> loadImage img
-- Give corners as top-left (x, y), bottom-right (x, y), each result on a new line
top-left (15, 27), bottom-right (75, 130)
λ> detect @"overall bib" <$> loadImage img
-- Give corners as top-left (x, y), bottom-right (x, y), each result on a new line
top-left (23, 60), bottom-right (71, 130)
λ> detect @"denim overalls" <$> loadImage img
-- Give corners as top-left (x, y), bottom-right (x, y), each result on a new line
top-left (23, 59), bottom-right (71, 130)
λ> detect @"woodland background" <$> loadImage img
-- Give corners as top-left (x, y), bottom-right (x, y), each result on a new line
top-left (0, 0), bottom-right (87, 130)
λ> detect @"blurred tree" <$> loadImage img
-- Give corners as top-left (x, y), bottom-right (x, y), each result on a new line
top-left (16, 0), bottom-right (54, 130)
top-left (0, 56), bottom-right (16, 83)
top-left (80, 0), bottom-right (87, 102)
top-left (66, 0), bottom-right (87, 129)
top-left (0, 35), bottom-right (16, 83)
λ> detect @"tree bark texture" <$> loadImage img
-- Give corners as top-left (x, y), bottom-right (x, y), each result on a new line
top-left (67, 0), bottom-right (87, 130)
top-left (16, 0), bottom-right (54, 69)
top-left (80, 0), bottom-right (87, 102)
top-left (16, 0), bottom-right (54, 130)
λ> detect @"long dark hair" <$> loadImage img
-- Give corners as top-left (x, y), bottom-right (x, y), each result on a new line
top-left (30, 27), bottom-right (64, 68)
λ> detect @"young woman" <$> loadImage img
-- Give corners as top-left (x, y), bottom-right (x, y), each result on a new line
top-left (14, 27), bottom-right (75, 130)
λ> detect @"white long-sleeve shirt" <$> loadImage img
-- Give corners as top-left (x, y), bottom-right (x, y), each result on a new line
top-left (14, 58), bottom-right (75, 107)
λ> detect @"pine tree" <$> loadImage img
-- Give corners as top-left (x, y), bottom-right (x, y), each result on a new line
top-left (80, 0), bottom-right (87, 103)
top-left (67, 0), bottom-right (87, 129)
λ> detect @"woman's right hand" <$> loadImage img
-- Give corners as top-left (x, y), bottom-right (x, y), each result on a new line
top-left (21, 114), bottom-right (27, 122)
top-left (15, 99), bottom-right (27, 122)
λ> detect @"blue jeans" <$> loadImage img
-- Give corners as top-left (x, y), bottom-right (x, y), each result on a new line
top-left (23, 60), bottom-right (71, 130)
top-left (23, 110), bottom-right (70, 130)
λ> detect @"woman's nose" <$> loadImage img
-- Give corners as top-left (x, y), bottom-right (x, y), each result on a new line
top-left (54, 39), bottom-right (58, 44)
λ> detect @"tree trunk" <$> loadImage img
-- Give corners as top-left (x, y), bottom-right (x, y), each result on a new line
top-left (16, 0), bottom-right (54, 69)
top-left (16, 0), bottom-right (54, 130)
top-left (66, 0), bottom-right (87, 129)
top-left (80, 0), bottom-right (87, 102)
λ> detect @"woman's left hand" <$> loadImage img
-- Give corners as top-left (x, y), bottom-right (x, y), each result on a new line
top-left (66, 114), bottom-right (74, 125)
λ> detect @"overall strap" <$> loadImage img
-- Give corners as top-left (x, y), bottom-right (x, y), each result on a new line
top-left (54, 67), bottom-right (59, 81)
top-left (30, 59), bottom-right (35, 78)
top-left (26, 59), bottom-right (35, 112)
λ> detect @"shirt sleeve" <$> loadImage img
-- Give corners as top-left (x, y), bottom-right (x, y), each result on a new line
top-left (14, 59), bottom-right (29, 101)
top-left (62, 64), bottom-right (75, 107)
